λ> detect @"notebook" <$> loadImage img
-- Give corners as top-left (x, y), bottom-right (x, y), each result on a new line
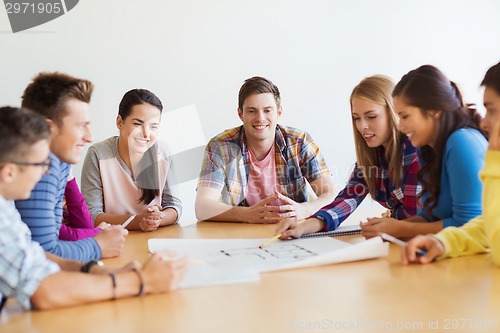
top-left (300, 224), bottom-right (362, 238)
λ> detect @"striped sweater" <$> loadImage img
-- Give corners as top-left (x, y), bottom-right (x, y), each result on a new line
top-left (15, 153), bottom-right (101, 261)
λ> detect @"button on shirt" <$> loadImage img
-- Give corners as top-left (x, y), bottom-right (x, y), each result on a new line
top-left (0, 195), bottom-right (60, 310)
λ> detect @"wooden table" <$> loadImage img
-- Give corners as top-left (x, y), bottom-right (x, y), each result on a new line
top-left (2, 222), bottom-right (500, 333)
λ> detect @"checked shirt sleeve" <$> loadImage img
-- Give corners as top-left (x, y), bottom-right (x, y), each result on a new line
top-left (313, 164), bottom-right (368, 230)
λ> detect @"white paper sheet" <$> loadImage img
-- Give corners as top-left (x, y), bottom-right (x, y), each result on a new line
top-left (148, 237), bottom-right (388, 288)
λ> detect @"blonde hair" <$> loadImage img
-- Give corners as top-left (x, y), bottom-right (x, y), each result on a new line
top-left (350, 75), bottom-right (403, 198)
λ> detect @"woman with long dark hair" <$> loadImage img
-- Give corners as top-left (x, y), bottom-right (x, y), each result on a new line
top-left (361, 65), bottom-right (487, 239)
top-left (82, 89), bottom-right (181, 231)
top-left (402, 61), bottom-right (500, 265)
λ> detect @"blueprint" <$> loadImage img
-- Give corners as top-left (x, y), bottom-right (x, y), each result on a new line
top-left (148, 237), bottom-right (388, 288)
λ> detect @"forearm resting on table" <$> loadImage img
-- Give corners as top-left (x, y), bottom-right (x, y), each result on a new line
top-left (299, 218), bottom-right (326, 234)
top-left (160, 208), bottom-right (178, 226)
top-left (195, 187), bottom-right (246, 222)
top-left (45, 252), bottom-right (83, 272)
top-left (195, 198), bottom-right (246, 222)
top-left (95, 213), bottom-right (141, 230)
top-left (31, 270), bottom-right (142, 310)
top-left (404, 215), bottom-right (428, 222)
top-left (401, 220), bottom-right (443, 239)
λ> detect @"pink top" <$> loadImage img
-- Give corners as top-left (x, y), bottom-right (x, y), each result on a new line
top-left (98, 158), bottom-right (167, 215)
top-left (59, 178), bottom-right (101, 241)
top-left (245, 145), bottom-right (282, 206)
top-left (81, 137), bottom-right (182, 222)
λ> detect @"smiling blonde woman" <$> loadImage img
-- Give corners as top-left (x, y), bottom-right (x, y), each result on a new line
top-left (277, 75), bottom-right (422, 239)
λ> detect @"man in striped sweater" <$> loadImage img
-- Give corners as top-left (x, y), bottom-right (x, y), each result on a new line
top-left (15, 72), bottom-right (126, 261)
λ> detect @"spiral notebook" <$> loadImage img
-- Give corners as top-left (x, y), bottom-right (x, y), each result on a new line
top-left (300, 224), bottom-right (362, 238)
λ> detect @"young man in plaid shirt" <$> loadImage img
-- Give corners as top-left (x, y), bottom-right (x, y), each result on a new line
top-left (195, 76), bottom-right (335, 224)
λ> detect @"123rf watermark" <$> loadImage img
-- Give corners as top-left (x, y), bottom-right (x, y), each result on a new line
top-left (3, 0), bottom-right (80, 33)
top-left (290, 318), bottom-right (498, 331)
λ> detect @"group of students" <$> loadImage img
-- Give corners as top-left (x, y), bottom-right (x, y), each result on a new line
top-left (0, 73), bottom-right (188, 311)
top-left (0, 61), bottom-right (499, 311)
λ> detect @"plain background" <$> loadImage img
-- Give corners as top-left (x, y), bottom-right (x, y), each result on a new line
top-left (1, 0), bottom-right (500, 224)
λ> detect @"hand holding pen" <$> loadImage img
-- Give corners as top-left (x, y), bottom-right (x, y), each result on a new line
top-left (380, 233), bottom-right (426, 254)
top-left (399, 235), bottom-right (445, 265)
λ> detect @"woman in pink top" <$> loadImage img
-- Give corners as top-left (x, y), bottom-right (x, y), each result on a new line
top-left (59, 169), bottom-right (110, 241)
top-left (81, 89), bottom-right (182, 232)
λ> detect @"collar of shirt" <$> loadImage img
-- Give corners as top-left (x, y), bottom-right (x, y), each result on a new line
top-left (237, 124), bottom-right (287, 157)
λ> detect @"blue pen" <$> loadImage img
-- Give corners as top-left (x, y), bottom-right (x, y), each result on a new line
top-left (380, 233), bottom-right (427, 256)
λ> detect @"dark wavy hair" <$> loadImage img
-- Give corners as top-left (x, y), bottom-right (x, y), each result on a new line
top-left (393, 65), bottom-right (484, 217)
top-left (118, 89), bottom-right (163, 205)
top-left (481, 61), bottom-right (500, 94)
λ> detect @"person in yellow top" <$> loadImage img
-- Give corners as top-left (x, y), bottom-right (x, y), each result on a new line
top-left (402, 60), bottom-right (500, 266)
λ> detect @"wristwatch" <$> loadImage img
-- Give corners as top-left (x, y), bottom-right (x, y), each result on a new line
top-left (80, 259), bottom-right (104, 273)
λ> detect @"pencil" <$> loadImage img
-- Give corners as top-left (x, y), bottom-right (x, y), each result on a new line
top-left (258, 234), bottom-right (282, 249)
top-left (121, 215), bottom-right (136, 229)
top-left (379, 233), bottom-right (427, 255)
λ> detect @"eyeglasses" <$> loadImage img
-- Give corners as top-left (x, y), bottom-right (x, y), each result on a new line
top-left (10, 158), bottom-right (51, 174)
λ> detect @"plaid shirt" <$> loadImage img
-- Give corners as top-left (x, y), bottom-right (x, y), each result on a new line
top-left (197, 125), bottom-right (331, 206)
top-left (314, 136), bottom-right (422, 230)
top-left (0, 195), bottom-right (60, 310)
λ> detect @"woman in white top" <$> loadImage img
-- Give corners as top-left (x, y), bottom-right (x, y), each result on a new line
top-left (82, 89), bottom-right (181, 231)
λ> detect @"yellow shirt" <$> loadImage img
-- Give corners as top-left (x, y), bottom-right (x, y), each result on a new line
top-left (435, 150), bottom-right (500, 266)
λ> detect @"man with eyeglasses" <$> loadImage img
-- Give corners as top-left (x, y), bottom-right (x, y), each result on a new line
top-left (10, 158), bottom-right (51, 174)
top-left (14, 72), bottom-right (127, 262)
top-left (0, 107), bottom-right (187, 312)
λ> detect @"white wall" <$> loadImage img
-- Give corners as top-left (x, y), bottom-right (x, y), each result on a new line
top-left (1, 0), bottom-right (500, 223)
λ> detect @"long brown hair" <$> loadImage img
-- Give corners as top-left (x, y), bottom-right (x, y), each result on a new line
top-left (118, 89), bottom-right (163, 205)
top-left (393, 65), bottom-right (484, 216)
top-left (351, 75), bottom-right (403, 198)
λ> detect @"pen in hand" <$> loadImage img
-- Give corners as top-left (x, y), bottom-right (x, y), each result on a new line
top-left (121, 215), bottom-right (136, 229)
top-left (379, 233), bottom-right (427, 255)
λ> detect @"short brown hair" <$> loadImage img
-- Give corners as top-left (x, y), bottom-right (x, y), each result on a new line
top-left (0, 106), bottom-right (51, 163)
top-left (238, 76), bottom-right (281, 110)
top-left (21, 72), bottom-right (94, 125)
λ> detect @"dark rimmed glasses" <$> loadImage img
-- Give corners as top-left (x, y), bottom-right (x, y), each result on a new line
top-left (10, 158), bottom-right (51, 174)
